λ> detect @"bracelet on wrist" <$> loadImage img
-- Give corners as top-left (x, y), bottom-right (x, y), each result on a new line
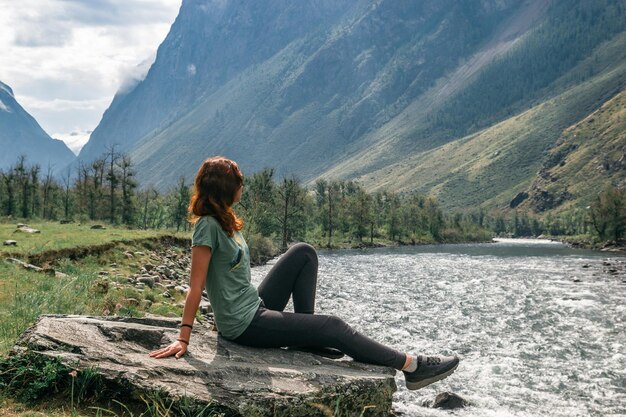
top-left (180, 323), bottom-right (193, 330)
top-left (177, 338), bottom-right (189, 345)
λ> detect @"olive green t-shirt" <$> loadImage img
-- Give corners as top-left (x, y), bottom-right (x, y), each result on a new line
top-left (191, 215), bottom-right (261, 340)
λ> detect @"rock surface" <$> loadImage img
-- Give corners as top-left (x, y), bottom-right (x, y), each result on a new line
top-left (11, 314), bottom-right (396, 416)
top-left (14, 225), bottom-right (40, 234)
top-left (430, 391), bottom-right (468, 409)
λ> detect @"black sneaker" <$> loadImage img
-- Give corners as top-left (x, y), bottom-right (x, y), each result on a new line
top-left (285, 346), bottom-right (345, 359)
top-left (403, 354), bottom-right (459, 390)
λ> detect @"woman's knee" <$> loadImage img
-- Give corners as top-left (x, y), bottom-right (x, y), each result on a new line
top-left (324, 315), bottom-right (350, 334)
top-left (288, 242), bottom-right (318, 263)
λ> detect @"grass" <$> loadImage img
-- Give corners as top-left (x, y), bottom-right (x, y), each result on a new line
top-left (0, 228), bottom-right (209, 416)
top-left (0, 230), bottom-right (195, 356)
top-left (0, 221), bottom-right (187, 257)
top-left (0, 354), bottom-right (231, 416)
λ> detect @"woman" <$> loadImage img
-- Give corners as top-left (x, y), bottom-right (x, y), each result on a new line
top-left (149, 156), bottom-right (459, 390)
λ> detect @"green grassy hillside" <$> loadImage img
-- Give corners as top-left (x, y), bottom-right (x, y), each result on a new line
top-left (520, 87), bottom-right (626, 214)
top-left (324, 30), bottom-right (626, 212)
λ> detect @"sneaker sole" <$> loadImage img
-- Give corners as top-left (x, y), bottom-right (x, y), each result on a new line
top-left (405, 362), bottom-right (459, 390)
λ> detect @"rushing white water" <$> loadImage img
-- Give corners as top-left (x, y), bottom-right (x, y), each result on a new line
top-left (250, 240), bottom-right (626, 417)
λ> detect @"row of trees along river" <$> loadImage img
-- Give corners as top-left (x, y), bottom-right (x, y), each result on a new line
top-left (1, 153), bottom-right (624, 251)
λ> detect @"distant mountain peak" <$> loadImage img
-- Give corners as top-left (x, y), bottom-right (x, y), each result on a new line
top-left (0, 79), bottom-right (75, 171)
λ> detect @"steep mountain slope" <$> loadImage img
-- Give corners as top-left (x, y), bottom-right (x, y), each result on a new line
top-left (335, 30), bottom-right (626, 211)
top-left (79, 0), bottom-right (626, 214)
top-left (520, 85), bottom-right (626, 214)
top-left (78, 0), bottom-right (355, 165)
top-left (311, 0), bottom-right (625, 207)
top-left (78, 0), bottom-right (527, 187)
top-left (0, 81), bottom-right (75, 171)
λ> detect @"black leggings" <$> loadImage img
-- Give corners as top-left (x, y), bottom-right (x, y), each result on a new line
top-left (233, 243), bottom-right (407, 370)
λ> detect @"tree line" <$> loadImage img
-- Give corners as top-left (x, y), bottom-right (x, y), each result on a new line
top-left (237, 168), bottom-right (490, 249)
top-left (0, 155), bottom-right (490, 248)
top-left (460, 185), bottom-right (626, 243)
top-left (3, 154), bottom-right (622, 246)
top-left (0, 151), bottom-right (191, 232)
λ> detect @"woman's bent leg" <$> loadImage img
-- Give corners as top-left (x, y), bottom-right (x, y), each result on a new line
top-left (258, 243), bottom-right (318, 313)
top-left (234, 307), bottom-right (406, 370)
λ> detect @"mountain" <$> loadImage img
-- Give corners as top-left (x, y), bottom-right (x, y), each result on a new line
top-left (517, 85), bottom-right (626, 214)
top-left (79, 0), bottom-right (626, 214)
top-left (0, 80), bottom-right (75, 171)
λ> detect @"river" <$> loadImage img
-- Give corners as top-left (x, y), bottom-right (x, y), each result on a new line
top-left (250, 238), bottom-right (626, 417)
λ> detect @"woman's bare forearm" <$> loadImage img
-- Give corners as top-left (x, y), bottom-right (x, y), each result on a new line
top-left (179, 245), bottom-right (211, 343)
top-left (179, 287), bottom-right (203, 342)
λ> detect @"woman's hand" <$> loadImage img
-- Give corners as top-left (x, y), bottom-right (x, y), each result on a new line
top-left (149, 340), bottom-right (188, 359)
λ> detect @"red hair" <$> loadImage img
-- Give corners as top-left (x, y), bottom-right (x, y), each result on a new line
top-left (188, 156), bottom-right (244, 236)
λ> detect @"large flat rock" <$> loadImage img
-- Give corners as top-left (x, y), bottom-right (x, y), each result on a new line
top-left (11, 314), bottom-right (397, 416)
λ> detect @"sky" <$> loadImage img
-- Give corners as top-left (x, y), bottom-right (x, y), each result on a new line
top-left (0, 0), bottom-right (181, 154)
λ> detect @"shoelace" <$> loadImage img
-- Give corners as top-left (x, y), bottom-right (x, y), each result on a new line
top-left (426, 356), bottom-right (442, 365)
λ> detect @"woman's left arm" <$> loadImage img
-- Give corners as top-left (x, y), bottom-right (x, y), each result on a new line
top-left (149, 245), bottom-right (211, 359)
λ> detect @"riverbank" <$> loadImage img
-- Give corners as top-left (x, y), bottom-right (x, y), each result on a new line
top-left (309, 230), bottom-right (495, 251)
top-left (556, 235), bottom-right (626, 253)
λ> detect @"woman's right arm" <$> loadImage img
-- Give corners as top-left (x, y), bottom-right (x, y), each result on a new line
top-left (149, 245), bottom-right (212, 359)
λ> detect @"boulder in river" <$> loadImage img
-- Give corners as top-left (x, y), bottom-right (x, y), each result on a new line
top-left (430, 391), bottom-right (468, 409)
top-left (9, 315), bottom-right (396, 416)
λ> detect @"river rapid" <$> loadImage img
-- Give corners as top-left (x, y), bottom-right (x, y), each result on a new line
top-left (250, 238), bottom-right (626, 417)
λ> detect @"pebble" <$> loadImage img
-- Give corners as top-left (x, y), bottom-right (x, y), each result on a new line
top-left (138, 276), bottom-right (155, 288)
top-left (200, 300), bottom-right (212, 314)
top-left (174, 285), bottom-right (188, 294)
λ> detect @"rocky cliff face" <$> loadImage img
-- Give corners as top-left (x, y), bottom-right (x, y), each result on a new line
top-left (0, 81), bottom-right (75, 170)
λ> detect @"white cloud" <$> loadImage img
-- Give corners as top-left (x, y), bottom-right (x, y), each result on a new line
top-left (118, 52), bottom-right (157, 95)
top-left (19, 96), bottom-right (111, 112)
top-left (0, 0), bottom-right (180, 153)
